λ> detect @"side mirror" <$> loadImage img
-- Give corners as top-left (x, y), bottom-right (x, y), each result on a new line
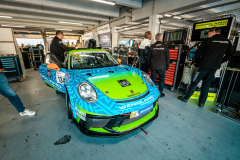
top-left (47, 63), bottom-right (60, 71)
top-left (117, 58), bottom-right (121, 64)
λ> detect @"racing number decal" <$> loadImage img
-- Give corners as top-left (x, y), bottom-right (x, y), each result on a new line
top-left (56, 71), bottom-right (65, 84)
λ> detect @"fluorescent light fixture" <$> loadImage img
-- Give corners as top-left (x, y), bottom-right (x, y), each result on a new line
top-left (124, 28), bottom-right (130, 29)
top-left (1, 25), bottom-right (25, 28)
top-left (173, 16), bottom-right (181, 19)
top-left (55, 28), bottom-right (72, 31)
top-left (164, 14), bottom-right (172, 17)
top-left (92, 0), bottom-right (115, 5)
top-left (59, 21), bottom-right (82, 25)
top-left (0, 16), bottom-right (12, 18)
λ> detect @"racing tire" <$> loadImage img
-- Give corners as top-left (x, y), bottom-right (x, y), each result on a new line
top-left (65, 89), bottom-right (73, 119)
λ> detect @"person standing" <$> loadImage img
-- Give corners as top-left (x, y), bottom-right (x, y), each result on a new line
top-left (0, 60), bottom-right (36, 116)
top-left (178, 28), bottom-right (233, 107)
top-left (50, 31), bottom-right (81, 62)
top-left (148, 33), bottom-right (170, 98)
top-left (132, 40), bottom-right (138, 52)
top-left (138, 31), bottom-right (152, 73)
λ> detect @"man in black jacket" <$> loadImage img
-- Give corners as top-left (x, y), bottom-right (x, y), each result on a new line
top-left (50, 31), bottom-right (81, 62)
top-left (178, 28), bottom-right (233, 107)
top-left (148, 33), bottom-right (170, 97)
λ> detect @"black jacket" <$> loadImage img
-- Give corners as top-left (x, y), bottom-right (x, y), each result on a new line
top-left (0, 60), bottom-right (3, 69)
top-left (138, 47), bottom-right (149, 64)
top-left (50, 36), bottom-right (75, 62)
top-left (195, 34), bottom-right (233, 69)
top-left (148, 41), bottom-right (170, 70)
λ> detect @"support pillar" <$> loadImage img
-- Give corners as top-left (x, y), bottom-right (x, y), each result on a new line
top-left (112, 27), bottom-right (119, 52)
top-left (41, 27), bottom-right (48, 54)
top-left (148, 14), bottom-right (161, 44)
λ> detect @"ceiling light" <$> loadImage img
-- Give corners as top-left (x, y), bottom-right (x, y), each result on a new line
top-left (173, 16), bottom-right (181, 19)
top-left (1, 25), bottom-right (25, 28)
top-left (55, 28), bottom-right (72, 31)
top-left (164, 14), bottom-right (172, 17)
top-left (92, 0), bottom-right (115, 5)
top-left (125, 28), bottom-right (130, 29)
top-left (59, 21), bottom-right (82, 25)
top-left (0, 16), bottom-right (12, 18)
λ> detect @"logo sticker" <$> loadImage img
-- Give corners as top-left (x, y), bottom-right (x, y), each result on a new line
top-left (118, 79), bottom-right (131, 87)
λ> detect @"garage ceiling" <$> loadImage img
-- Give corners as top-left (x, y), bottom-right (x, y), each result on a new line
top-left (0, 0), bottom-right (143, 37)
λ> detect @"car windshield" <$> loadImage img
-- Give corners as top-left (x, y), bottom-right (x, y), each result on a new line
top-left (70, 52), bottom-right (119, 69)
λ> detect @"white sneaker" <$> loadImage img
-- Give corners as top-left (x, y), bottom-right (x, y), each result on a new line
top-left (19, 109), bottom-right (36, 116)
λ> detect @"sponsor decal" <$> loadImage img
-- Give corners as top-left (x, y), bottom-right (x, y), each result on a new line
top-left (127, 92), bottom-right (141, 98)
top-left (75, 107), bottom-right (86, 121)
top-left (195, 19), bottom-right (228, 30)
top-left (47, 69), bottom-right (51, 77)
top-left (138, 104), bottom-right (153, 115)
top-left (119, 95), bottom-right (155, 110)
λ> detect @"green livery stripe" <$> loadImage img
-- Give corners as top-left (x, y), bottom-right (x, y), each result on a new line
top-left (75, 103), bottom-right (113, 116)
top-left (112, 102), bottom-right (158, 132)
top-left (69, 49), bottom-right (107, 54)
top-left (89, 127), bottom-right (111, 133)
top-left (88, 71), bottom-right (147, 100)
top-left (44, 81), bottom-right (60, 91)
top-left (76, 116), bottom-right (81, 123)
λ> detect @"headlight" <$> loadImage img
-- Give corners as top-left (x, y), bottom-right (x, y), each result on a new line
top-left (78, 82), bottom-right (97, 103)
top-left (142, 72), bottom-right (153, 86)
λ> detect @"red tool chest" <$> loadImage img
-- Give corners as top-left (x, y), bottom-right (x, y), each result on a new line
top-left (148, 45), bottom-right (187, 92)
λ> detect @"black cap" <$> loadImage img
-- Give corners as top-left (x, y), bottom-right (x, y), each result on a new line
top-left (204, 27), bottom-right (222, 34)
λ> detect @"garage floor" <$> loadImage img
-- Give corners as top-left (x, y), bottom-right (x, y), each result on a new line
top-left (0, 69), bottom-right (240, 160)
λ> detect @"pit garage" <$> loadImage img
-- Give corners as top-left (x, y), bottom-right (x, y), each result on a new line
top-left (0, 0), bottom-right (240, 159)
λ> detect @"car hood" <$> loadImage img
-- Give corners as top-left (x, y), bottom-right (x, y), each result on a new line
top-left (71, 66), bottom-right (148, 100)
top-left (88, 70), bottom-right (147, 100)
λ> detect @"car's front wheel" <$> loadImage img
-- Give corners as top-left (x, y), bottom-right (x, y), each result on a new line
top-left (65, 89), bottom-right (73, 119)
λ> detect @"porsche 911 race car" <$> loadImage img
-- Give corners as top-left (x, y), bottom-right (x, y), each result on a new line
top-left (39, 49), bottom-right (159, 137)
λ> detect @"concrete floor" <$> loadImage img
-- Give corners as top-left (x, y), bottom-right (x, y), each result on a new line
top-left (0, 69), bottom-right (240, 160)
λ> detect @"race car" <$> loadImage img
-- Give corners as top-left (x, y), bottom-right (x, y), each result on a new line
top-left (39, 49), bottom-right (159, 137)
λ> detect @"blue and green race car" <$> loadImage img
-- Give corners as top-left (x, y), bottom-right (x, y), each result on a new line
top-left (39, 49), bottom-right (159, 137)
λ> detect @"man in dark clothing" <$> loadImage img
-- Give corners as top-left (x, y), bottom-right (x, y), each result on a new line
top-left (138, 31), bottom-right (152, 73)
top-left (178, 27), bottom-right (233, 107)
top-left (50, 31), bottom-right (81, 62)
top-left (148, 33), bottom-right (170, 97)
top-left (132, 40), bottom-right (138, 52)
top-left (0, 60), bottom-right (36, 116)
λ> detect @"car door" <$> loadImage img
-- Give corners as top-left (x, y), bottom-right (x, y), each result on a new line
top-left (39, 63), bottom-right (67, 93)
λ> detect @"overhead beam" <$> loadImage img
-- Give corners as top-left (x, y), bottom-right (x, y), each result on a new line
top-left (0, 9), bottom-right (100, 25)
top-left (0, 1), bottom-right (110, 21)
top-left (5, 0), bottom-right (121, 17)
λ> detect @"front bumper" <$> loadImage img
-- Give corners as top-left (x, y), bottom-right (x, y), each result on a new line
top-left (74, 100), bottom-right (159, 137)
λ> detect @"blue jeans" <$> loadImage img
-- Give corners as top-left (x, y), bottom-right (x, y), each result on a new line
top-left (0, 72), bottom-right (25, 112)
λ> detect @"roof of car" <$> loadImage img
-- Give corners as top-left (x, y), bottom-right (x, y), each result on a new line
top-left (69, 49), bottom-right (107, 54)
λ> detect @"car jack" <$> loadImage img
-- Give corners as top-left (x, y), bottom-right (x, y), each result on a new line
top-left (141, 128), bottom-right (148, 135)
